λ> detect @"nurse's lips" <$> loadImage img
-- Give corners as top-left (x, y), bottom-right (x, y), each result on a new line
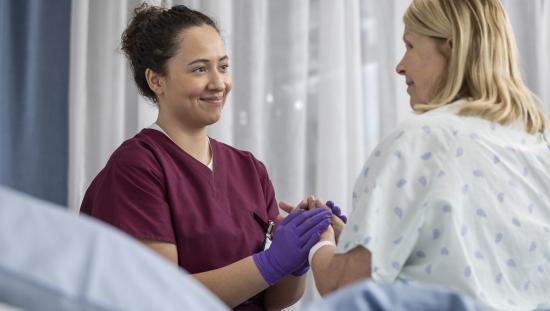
top-left (200, 95), bottom-right (224, 105)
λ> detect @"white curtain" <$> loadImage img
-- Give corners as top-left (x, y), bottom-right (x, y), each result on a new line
top-left (68, 0), bottom-right (159, 211)
top-left (68, 0), bottom-right (550, 308)
top-left (502, 0), bottom-right (550, 115)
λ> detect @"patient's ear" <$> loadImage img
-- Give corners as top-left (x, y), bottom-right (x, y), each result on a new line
top-left (444, 39), bottom-right (453, 56)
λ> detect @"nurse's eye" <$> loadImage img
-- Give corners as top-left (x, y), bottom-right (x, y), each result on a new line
top-left (219, 64), bottom-right (230, 72)
top-left (405, 43), bottom-right (413, 50)
top-left (192, 66), bottom-right (207, 73)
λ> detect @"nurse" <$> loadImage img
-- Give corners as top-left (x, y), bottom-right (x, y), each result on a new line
top-left (80, 4), bottom-right (331, 310)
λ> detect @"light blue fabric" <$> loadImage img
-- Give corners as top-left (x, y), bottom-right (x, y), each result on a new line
top-left (304, 280), bottom-right (493, 311)
top-left (0, 186), bottom-right (228, 311)
top-left (0, 0), bottom-right (70, 205)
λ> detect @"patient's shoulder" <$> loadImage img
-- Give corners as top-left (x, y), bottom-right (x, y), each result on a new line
top-left (399, 108), bottom-right (465, 137)
top-left (378, 112), bottom-right (462, 154)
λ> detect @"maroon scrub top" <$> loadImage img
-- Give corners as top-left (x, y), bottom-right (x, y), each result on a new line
top-left (80, 129), bottom-right (279, 310)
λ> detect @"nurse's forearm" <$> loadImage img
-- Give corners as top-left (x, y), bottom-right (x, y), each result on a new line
top-left (192, 256), bottom-right (269, 308)
top-left (311, 245), bottom-right (372, 296)
top-left (264, 274), bottom-right (305, 310)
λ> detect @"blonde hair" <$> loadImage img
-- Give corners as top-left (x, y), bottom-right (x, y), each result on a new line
top-left (404, 0), bottom-right (548, 133)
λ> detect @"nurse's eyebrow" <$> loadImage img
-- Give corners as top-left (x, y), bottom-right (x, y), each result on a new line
top-left (187, 55), bottom-right (229, 66)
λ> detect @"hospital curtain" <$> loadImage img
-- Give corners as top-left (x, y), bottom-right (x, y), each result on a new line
top-left (67, 0), bottom-right (550, 308)
top-left (0, 0), bottom-right (71, 205)
top-left (502, 0), bottom-right (550, 113)
top-left (67, 0), bottom-right (384, 214)
top-left (67, 0), bottom-right (158, 210)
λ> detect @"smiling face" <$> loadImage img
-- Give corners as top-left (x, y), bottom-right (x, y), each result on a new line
top-left (152, 25), bottom-right (232, 129)
top-left (396, 30), bottom-right (449, 108)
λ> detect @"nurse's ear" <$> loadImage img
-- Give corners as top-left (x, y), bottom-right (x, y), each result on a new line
top-left (145, 68), bottom-right (165, 97)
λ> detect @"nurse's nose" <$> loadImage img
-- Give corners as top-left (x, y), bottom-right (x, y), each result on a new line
top-left (207, 71), bottom-right (225, 91)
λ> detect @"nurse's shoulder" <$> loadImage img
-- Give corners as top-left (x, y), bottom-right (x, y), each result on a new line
top-left (105, 129), bottom-right (174, 171)
top-left (210, 138), bottom-right (270, 177)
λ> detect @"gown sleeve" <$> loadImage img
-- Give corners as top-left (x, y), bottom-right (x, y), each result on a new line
top-left (337, 123), bottom-right (455, 282)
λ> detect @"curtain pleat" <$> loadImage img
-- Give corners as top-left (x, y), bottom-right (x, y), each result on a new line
top-left (0, 0), bottom-right (71, 205)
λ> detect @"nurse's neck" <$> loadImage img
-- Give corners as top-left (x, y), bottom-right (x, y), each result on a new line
top-left (156, 117), bottom-right (212, 166)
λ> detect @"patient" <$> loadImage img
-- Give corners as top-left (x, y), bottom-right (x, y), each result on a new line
top-left (308, 0), bottom-right (550, 310)
top-left (0, 186), bottom-right (227, 311)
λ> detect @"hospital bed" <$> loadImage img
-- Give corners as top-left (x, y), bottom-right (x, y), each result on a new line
top-left (1, 186), bottom-right (496, 311)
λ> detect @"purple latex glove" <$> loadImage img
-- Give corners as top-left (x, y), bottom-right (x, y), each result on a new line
top-left (253, 208), bottom-right (331, 285)
top-left (291, 259), bottom-right (310, 277)
top-left (326, 200), bottom-right (347, 223)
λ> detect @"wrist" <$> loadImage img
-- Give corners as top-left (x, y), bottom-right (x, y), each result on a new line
top-left (291, 261), bottom-right (309, 276)
top-left (253, 250), bottom-right (285, 286)
top-left (308, 240), bottom-right (336, 265)
top-left (334, 227), bottom-right (343, 244)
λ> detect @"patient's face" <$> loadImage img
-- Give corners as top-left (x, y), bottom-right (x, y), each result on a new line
top-left (395, 30), bottom-right (449, 108)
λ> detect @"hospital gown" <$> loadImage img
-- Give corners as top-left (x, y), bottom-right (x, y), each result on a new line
top-left (0, 186), bottom-right (228, 311)
top-left (337, 99), bottom-right (550, 310)
top-left (304, 280), bottom-right (491, 311)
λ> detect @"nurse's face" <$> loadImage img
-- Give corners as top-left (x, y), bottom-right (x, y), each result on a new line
top-left (396, 30), bottom-right (449, 108)
top-left (156, 25), bottom-right (232, 128)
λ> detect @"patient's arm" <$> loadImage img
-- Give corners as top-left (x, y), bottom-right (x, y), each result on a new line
top-left (311, 235), bottom-right (372, 296)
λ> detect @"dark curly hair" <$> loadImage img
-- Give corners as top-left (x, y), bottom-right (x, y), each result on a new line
top-left (121, 3), bottom-right (219, 103)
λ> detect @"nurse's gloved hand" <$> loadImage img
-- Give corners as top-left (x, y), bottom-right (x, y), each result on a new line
top-left (326, 200), bottom-right (347, 223)
top-left (253, 208), bottom-right (331, 285)
top-left (291, 259), bottom-right (310, 277)
top-left (326, 200), bottom-right (346, 243)
top-left (277, 201), bottom-right (314, 276)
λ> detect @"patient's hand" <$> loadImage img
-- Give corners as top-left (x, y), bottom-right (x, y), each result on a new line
top-left (279, 197), bottom-right (345, 243)
top-left (328, 212), bottom-right (344, 244)
top-left (299, 197), bottom-right (345, 243)
top-left (292, 195), bottom-right (322, 211)
top-left (278, 196), bottom-right (321, 215)
top-left (320, 223), bottom-right (335, 244)
top-left (277, 201), bottom-right (299, 222)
